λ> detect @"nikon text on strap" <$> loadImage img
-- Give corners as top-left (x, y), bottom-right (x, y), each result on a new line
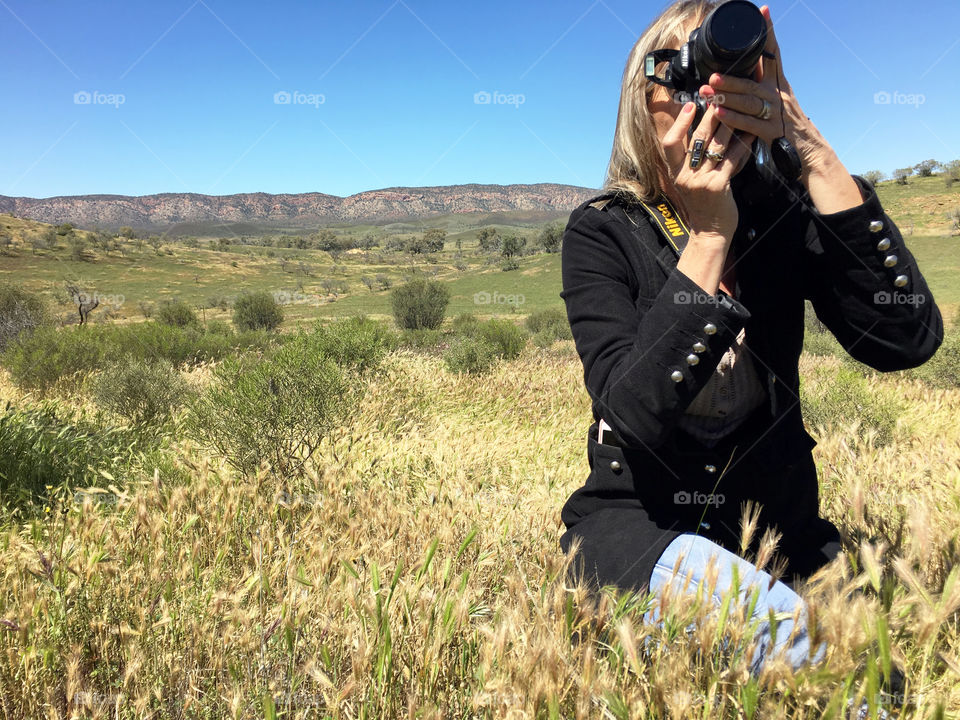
top-left (632, 195), bottom-right (690, 258)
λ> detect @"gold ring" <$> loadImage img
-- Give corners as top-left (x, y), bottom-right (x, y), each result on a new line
top-left (705, 150), bottom-right (725, 162)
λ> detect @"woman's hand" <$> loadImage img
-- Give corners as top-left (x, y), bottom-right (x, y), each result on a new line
top-left (700, 4), bottom-right (864, 213)
top-left (662, 99), bottom-right (756, 241)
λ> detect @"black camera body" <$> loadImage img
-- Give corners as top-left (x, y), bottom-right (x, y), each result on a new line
top-left (644, 0), bottom-right (802, 202)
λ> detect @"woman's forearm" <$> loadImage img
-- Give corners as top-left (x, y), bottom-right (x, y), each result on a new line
top-left (793, 121), bottom-right (865, 215)
top-left (675, 232), bottom-right (730, 296)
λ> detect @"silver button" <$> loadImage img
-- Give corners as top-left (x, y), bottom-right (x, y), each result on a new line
top-left (877, 237), bottom-right (891, 252)
top-left (869, 220), bottom-right (884, 233)
top-left (703, 323), bottom-right (717, 335)
top-left (883, 254), bottom-right (898, 268)
top-left (699, 521), bottom-right (711, 530)
top-left (746, 228), bottom-right (757, 241)
top-left (692, 341), bottom-right (707, 353)
top-left (609, 460), bottom-right (621, 472)
top-left (705, 464), bottom-right (716, 473)
top-left (686, 353), bottom-right (700, 366)
top-left (670, 370), bottom-right (684, 383)
top-left (894, 274), bottom-right (908, 288)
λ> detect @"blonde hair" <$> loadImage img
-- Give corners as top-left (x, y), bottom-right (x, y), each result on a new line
top-left (603, 0), bottom-right (721, 207)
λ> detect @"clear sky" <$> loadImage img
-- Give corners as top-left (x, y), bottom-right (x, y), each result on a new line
top-left (2, 0), bottom-right (958, 199)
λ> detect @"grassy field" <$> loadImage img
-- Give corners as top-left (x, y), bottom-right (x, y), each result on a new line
top-left (0, 341), bottom-right (958, 717)
top-left (0, 178), bottom-right (958, 718)
top-left (2, 174), bottom-right (957, 328)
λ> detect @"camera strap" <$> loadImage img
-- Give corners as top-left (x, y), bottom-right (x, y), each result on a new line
top-left (631, 195), bottom-right (689, 258)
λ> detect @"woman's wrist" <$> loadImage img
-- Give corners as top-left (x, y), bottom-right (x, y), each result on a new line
top-left (676, 232), bottom-right (731, 296)
top-left (789, 116), bottom-right (864, 214)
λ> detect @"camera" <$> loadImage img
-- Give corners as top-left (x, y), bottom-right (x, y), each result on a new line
top-left (644, 0), bottom-right (802, 199)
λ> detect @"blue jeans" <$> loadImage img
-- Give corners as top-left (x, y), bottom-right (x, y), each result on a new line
top-left (643, 533), bottom-right (827, 675)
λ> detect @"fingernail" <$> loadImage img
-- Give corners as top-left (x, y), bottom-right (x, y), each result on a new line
top-left (712, 74), bottom-right (723, 85)
top-left (684, 102), bottom-right (695, 113)
top-left (716, 107), bottom-right (727, 118)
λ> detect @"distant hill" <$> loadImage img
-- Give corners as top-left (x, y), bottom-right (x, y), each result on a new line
top-left (0, 183), bottom-right (600, 232)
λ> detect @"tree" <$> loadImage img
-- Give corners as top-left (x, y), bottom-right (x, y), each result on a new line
top-left (422, 228), bottom-right (446, 253)
top-left (68, 232), bottom-right (89, 261)
top-left (862, 170), bottom-right (884, 187)
top-left (390, 278), bottom-right (449, 330)
top-left (537, 221), bottom-right (565, 253)
top-left (944, 160), bottom-right (960, 188)
top-left (913, 159), bottom-right (941, 178)
top-left (477, 228), bottom-right (499, 252)
top-left (118, 226), bottom-right (135, 239)
top-left (500, 234), bottom-right (526, 258)
top-left (893, 167), bottom-right (913, 185)
top-left (233, 291), bottom-right (284, 331)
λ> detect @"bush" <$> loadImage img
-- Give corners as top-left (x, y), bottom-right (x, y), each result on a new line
top-left (0, 399), bottom-right (168, 509)
top-left (156, 299), bottom-right (200, 328)
top-left (398, 328), bottom-right (447, 351)
top-left (476, 318), bottom-right (527, 360)
top-left (302, 316), bottom-right (397, 372)
top-left (451, 312), bottom-right (481, 336)
top-left (443, 335), bottom-right (499, 375)
top-left (186, 339), bottom-right (359, 476)
top-left (0, 283), bottom-right (50, 351)
top-left (525, 307), bottom-right (572, 345)
top-left (90, 357), bottom-right (192, 427)
top-left (390, 278), bottom-right (450, 330)
top-left (2, 322), bottom-right (276, 392)
top-left (233, 291), bottom-right (284, 331)
top-left (800, 364), bottom-right (903, 446)
top-left (204, 319), bottom-right (234, 336)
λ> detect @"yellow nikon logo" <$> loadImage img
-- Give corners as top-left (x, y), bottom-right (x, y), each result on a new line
top-left (656, 203), bottom-right (686, 238)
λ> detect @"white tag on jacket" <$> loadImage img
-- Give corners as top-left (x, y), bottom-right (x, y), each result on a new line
top-left (598, 418), bottom-right (613, 444)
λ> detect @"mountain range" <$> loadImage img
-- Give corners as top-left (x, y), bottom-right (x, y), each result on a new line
top-left (0, 183), bottom-right (600, 232)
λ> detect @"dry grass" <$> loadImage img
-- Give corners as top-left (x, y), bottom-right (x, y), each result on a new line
top-left (1, 343), bottom-right (959, 718)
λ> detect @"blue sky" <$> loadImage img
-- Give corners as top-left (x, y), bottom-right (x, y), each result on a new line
top-left (2, 0), bottom-right (958, 199)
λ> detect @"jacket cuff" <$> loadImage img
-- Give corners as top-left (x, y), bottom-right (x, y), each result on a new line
top-left (807, 175), bottom-right (909, 285)
top-left (650, 266), bottom-right (752, 389)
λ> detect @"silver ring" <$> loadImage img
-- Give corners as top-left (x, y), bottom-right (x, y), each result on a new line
top-left (755, 98), bottom-right (772, 120)
top-left (705, 149), bottom-right (725, 162)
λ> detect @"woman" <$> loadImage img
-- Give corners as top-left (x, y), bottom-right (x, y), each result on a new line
top-left (558, 0), bottom-right (942, 688)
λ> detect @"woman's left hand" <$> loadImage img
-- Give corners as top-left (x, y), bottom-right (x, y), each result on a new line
top-left (698, 4), bottom-right (831, 176)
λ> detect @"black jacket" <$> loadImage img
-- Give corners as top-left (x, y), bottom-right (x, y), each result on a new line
top-left (558, 175), bottom-right (943, 592)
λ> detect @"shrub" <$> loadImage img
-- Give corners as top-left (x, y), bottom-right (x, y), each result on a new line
top-left (800, 364), bottom-right (903, 446)
top-left (476, 318), bottom-right (527, 361)
top-left (398, 328), bottom-right (447, 351)
top-left (204, 319), bottom-right (234, 336)
top-left (451, 312), bottom-right (481, 336)
top-left (156, 299), bottom-right (200, 329)
top-left (2, 322), bottom-right (276, 392)
top-left (0, 283), bottom-right (50, 351)
top-left (233, 291), bottom-right (284, 331)
top-left (443, 335), bottom-right (498, 375)
top-left (0, 399), bottom-right (165, 508)
top-left (524, 307), bottom-right (572, 344)
top-left (303, 316), bottom-right (397, 372)
top-left (390, 278), bottom-right (449, 330)
top-left (186, 339), bottom-right (359, 476)
top-left (90, 357), bottom-right (192, 427)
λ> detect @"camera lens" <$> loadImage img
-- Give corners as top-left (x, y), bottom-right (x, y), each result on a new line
top-left (698, 0), bottom-right (767, 77)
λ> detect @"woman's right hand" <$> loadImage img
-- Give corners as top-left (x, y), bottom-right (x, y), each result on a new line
top-left (661, 97), bottom-right (756, 242)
